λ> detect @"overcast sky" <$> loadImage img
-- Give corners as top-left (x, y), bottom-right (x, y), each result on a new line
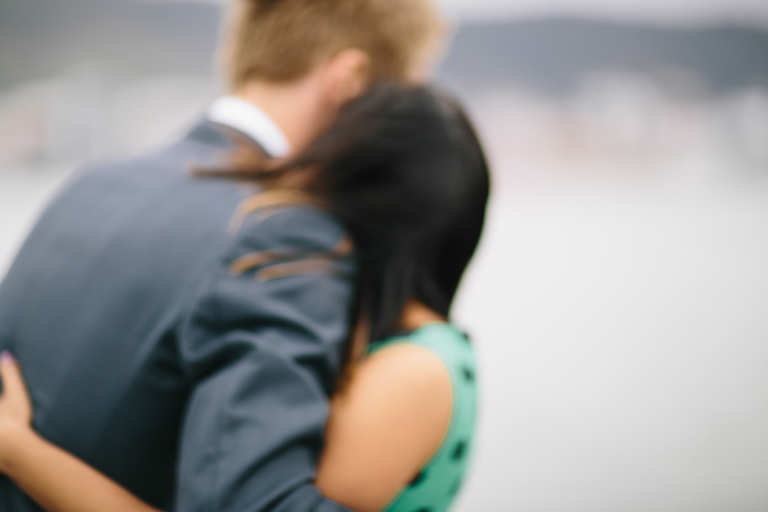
top-left (434, 0), bottom-right (768, 25)
top-left (170, 0), bottom-right (768, 26)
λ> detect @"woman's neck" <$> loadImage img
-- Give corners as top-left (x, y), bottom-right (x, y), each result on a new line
top-left (398, 300), bottom-right (446, 330)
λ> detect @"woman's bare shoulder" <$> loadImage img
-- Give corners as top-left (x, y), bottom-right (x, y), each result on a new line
top-left (316, 342), bottom-right (452, 512)
top-left (358, 342), bottom-right (452, 397)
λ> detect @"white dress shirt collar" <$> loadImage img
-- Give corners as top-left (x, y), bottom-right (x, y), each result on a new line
top-left (207, 96), bottom-right (291, 158)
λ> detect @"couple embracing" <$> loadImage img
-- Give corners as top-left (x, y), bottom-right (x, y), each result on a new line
top-left (0, 1), bottom-right (489, 511)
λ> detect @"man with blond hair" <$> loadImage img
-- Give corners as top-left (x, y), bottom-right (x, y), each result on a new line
top-left (0, 1), bottom-right (443, 511)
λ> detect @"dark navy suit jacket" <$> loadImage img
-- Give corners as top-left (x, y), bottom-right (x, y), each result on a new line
top-left (0, 120), bottom-right (356, 512)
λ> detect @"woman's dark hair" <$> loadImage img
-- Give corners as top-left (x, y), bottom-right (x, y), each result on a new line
top-left (206, 84), bottom-right (489, 350)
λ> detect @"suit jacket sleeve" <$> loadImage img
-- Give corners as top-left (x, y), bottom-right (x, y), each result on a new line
top-left (174, 206), bottom-right (356, 512)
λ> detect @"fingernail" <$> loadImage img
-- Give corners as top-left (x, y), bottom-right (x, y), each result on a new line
top-left (0, 351), bottom-right (15, 364)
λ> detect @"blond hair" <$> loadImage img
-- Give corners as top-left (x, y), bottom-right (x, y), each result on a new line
top-left (221, 0), bottom-right (444, 88)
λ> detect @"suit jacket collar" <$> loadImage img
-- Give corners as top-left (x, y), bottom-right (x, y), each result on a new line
top-left (205, 96), bottom-right (291, 158)
top-left (184, 119), bottom-right (268, 155)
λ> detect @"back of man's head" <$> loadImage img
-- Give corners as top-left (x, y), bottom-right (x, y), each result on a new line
top-left (221, 0), bottom-right (444, 89)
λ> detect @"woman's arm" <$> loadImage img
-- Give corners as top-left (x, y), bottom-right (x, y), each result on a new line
top-left (315, 342), bottom-right (453, 512)
top-left (0, 352), bottom-right (161, 512)
top-left (0, 310), bottom-right (452, 512)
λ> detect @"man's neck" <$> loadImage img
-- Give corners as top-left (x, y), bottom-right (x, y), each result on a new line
top-left (234, 77), bottom-right (333, 156)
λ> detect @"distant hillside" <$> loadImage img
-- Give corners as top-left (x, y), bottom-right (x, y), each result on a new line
top-left (2, 0), bottom-right (768, 93)
top-left (0, 0), bottom-right (222, 87)
top-left (439, 18), bottom-right (768, 93)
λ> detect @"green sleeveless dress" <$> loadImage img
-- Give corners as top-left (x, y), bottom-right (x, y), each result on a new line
top-left (367, 323), bottom-right (477, 512)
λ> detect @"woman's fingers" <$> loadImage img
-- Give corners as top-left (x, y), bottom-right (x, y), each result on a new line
top-left (0, 351), bottom-right (33, 426)
top-left (1, 352), bottom-right (27, 399)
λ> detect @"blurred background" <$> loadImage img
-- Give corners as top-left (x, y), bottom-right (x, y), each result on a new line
top-left (1, 0), bottom-right (767, 511)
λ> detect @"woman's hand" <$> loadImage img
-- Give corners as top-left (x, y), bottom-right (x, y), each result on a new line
top-left (0, 351), bottom-right (33, 429)
top-left (0, 351), bottom-right (34, 472)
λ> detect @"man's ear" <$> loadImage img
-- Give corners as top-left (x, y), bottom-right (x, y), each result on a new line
top-left (323, 48), bottom-right (371, 108)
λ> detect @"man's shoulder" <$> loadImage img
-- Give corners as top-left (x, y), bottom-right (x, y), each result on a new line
top-left (74, 137), bottom-right (202, 182)
top-left (53, 135), bottom-right (239, 225)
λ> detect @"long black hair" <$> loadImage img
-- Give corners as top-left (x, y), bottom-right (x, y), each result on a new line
top-left (206, 84), bottom-right (489, 350)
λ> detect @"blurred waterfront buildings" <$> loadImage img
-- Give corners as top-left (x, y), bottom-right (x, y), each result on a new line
top-left (2, 66), bottom-right (767, 181)
top-left (0, 70), bottom-right (220, 167)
